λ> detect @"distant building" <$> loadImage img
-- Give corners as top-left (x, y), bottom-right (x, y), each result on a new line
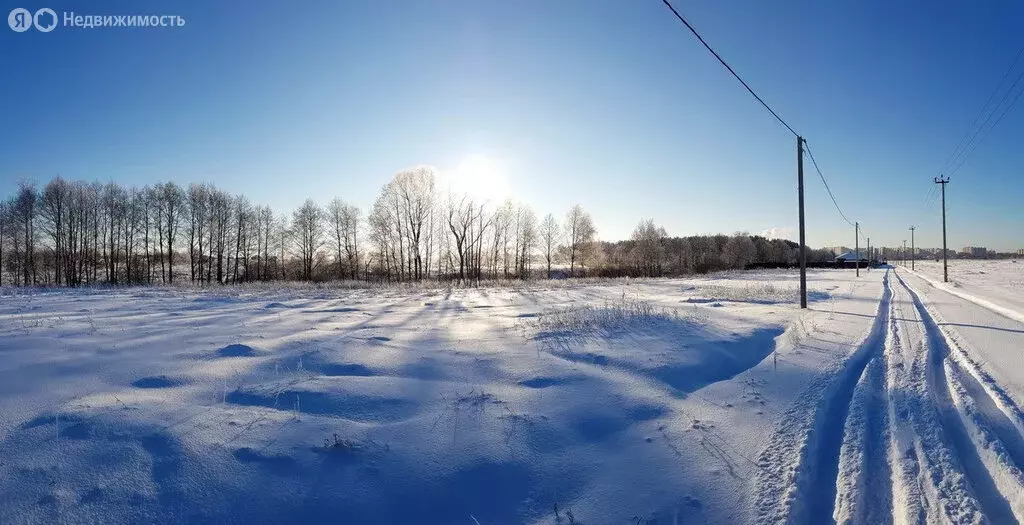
top-left (826, 246), bottom-right (852, 256)
top-left (835, 251), bottom-right (867, 262)
top-left (960, 246), bottom-right (987, 258)
top-left (1018, 249), bottom-right (1024, 256)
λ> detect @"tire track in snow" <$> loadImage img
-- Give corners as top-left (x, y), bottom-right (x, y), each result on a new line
top-left (885, 278), bottom-right (945, 524)
top-left (902, 273), bottom-right (1024, 472)
top-left (790, 271), bottom-right (893, 524)
top-left (833, 343), bottom-right (893, 525)
top-left (897, 272), bottom-right (1015, 521)
top-left (754, 271), bottom-right (891, 524)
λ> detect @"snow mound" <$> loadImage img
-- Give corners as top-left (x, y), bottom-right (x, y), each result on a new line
top-left (215, 344), bottom-right (261, 358)
top-left (531, 299), bottom-right (783, 395)
top-left (131, 375), bottom-right (185, 389)
top-left (518, 376), bottom-right (582, 389)
top-left (226, 379), bottom-right (420, 423)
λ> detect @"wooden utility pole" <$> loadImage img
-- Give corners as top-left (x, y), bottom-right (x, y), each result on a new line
top-left (935, 177), bottom-right (950, 282)
top-left (909, 226), bottom-right (915, 271)
top-left (798, 136), bottom-right (807, 308)
top-left (855, 222), bottom-right (859, 277)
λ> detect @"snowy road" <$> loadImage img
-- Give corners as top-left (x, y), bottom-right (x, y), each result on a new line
top-left (762, 268), bottom-right (1024, 524)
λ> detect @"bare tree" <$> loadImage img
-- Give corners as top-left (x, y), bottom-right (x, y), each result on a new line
top-left (158, 182), bottom-right (185, 283)
top-left (324, 200), bottom-right (361, 280)
top-left (515, 205), bottom-right (537, 279)
top-left (231, 195), bottom-right (251, 283)
top-left (14, 183), bottom-right (39, 285)
top-left (470, 202), bottom-right (492, 284)
top-left (564, 205), bottom-right (595, 277)
top-left (326, 197), bottom-right (357, 280)
top-left (0, 174), bottom-right (841, 287)
top-left (206, 188), bottom-right (232, 284)
top-left (120, 189), bottom-right (144, 284)
top-left (39, 177), bottom-right (70, 285)
top-left (186, 184), bottom-right (209, 283)
top-left (254, 205), bottom-right (274, 280)
top-left (86, 182), bottom-right (103, 284)
top-left (341, 203), bottom-right (360, 280)
top-left (539, 213), bottom-right (559, 279)
top-left (491, 201), bottom-right (513, 278)
top-left (368, 195), bottom-right (396, 280)
top-left (4, 197), bottom-right (24, 285)
top-left (390, 167), bottom-right (435, 280)
top-left (446, 195), bottom-right (477, 282)
top-left (0, 199), bottom-right (11, 286)
top-left (276, 214), bottom-right (290, 280)
top-left (292, 199), bottom-right (324, 281)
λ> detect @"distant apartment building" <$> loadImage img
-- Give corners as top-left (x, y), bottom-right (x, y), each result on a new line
top-left (1018, 248), bottom-right (1024, 256)
top-left (917, 248), bottom-right (954, 259)
top-left (826, 246), bottom-right (851, 256)
top-left (960, 246), bottom-right (987, 258)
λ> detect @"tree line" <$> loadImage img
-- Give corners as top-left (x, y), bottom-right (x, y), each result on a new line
top-left (0, 168), bottom-right (835, 287)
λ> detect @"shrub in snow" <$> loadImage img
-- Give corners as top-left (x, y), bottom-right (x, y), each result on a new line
top-left (321, 433), bottom-right (359, 452)
top-left (532, 297), bottom-right (702, 342)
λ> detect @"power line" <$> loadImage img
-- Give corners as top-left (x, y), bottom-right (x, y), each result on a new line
top-left (938, 42), bottom-right (1024, 176)
top-left (803, 141), bottom-right (856, 227)
top-left (946, 74), bottom-right (1024, 177)
top-left (910, 184), bottom-right (939, 230)
top-left (660, 0), bottom-right (866, 267)
top-left (660, 0), bottom-right (799, 137)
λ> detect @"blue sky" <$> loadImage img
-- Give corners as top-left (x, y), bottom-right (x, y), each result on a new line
top-left (1, 0), bottom-right (1023, 251)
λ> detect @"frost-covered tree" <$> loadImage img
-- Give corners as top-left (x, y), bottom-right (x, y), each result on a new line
top-left (631, 219), bottom-right (667, 277)
top-left (326, 197), bottom-right (362, 280)
top-left (446, 195), bottom-right (477, 282)
top-left (723, 234), bottom-right (757, 269)
top-left (564, 205), bottom-right (595, 276)
top-left (539, 213), bottom-right (559, 279)
top-left (515, 205), bottom-right (537, 279)
top-left (391, 167), bottom-right (435, 280)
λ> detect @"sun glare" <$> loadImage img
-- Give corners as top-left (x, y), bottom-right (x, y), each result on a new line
top-left (444, 154), bottom-right (510, 203)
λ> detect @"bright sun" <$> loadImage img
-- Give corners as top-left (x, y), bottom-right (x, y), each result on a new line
top-left (443, 154), bottom-right (509, 203)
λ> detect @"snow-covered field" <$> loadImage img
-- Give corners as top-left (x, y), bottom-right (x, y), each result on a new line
top-left (2, 264), bottom-right (1023, 524)
top-left (910, 259), bottom-right (1024, 323)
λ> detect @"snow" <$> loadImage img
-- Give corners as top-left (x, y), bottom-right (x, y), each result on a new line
top-left (3, 263), bottom-right (1024, 523)
top-left (760, 262), bottom-right (1024, 524)
top-left (824, 265), bottom-right (1024, 524)
top-left (909, 259), bottom-right (1024, 324)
